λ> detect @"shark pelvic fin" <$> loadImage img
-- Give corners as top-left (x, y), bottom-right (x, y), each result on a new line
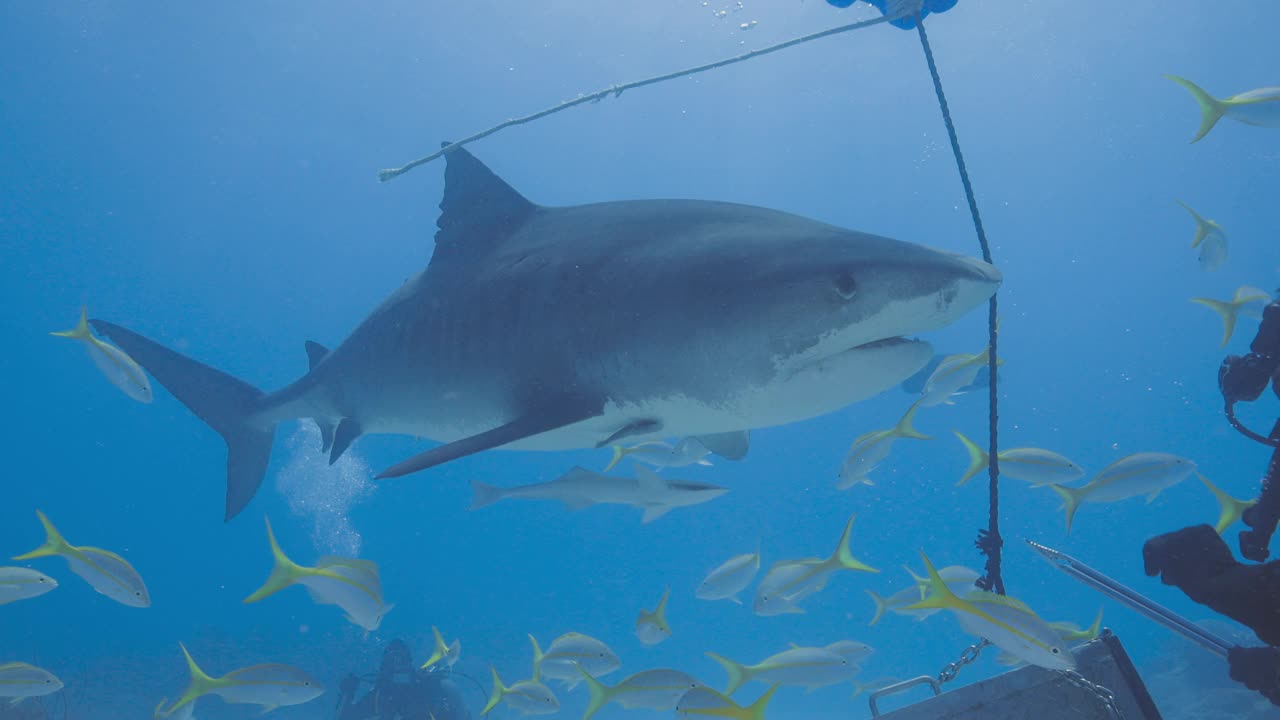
top-left (315, 420), bottom-right (336, 454)
top-left (375, 393), bottom-right (607, 479)
top-left (330, 418), bottom-right (362, 464)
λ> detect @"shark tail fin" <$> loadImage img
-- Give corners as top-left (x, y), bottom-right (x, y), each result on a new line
top-left (87, 319), bottom-right (275, 522)
top-left (1165, 75), bottom-right (1225, 143)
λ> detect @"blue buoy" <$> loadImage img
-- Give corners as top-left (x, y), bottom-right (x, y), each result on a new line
top-left (826, 0), bottom-right (957, 29)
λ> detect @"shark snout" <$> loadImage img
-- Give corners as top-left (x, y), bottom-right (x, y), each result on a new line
top-left (957, 255), bottom-right (1003, 287)
top-left (945, 255), bottom-right (1002, 315)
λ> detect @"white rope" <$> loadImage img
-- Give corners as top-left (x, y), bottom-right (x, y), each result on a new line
top-left (377, 8), bottom-right (908, 182)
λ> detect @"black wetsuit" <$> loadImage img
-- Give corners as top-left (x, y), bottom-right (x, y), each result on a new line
top-left (1144, 298), bottom-right (1280, 705)
top-left (337, 669), bottom-right (471, 720)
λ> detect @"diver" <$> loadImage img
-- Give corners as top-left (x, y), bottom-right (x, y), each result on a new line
top-left (336, 639), bottom-right (471, 720)
top-left (1143, 294), bottom-right (1280, 706)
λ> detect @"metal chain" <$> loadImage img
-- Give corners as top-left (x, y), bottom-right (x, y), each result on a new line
top-left (936, 640), bottom-right (990, 684)
top-left (1058, 670), bottom-right (1126, 720)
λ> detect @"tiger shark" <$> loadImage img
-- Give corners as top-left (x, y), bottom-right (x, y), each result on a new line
top-left (91, 144), bottom-right (1001, 521)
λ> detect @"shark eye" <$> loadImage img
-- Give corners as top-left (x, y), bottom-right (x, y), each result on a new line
top-left (832, 271), bottom-right (858, 300)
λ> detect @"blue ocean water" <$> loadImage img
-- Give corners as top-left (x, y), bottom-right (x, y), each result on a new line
top-left (2, 1), bottom-right (1278, 718)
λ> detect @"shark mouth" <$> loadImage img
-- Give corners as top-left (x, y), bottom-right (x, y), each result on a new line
top-left (784, 335), bottom-right (929, 379)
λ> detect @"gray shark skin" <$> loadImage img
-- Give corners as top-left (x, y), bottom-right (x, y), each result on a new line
top-left (91, 144), bottom-right (1001, 521)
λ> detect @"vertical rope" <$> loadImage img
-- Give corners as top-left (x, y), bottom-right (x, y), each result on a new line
top-left (915, 16), bottom-right (1005, 595)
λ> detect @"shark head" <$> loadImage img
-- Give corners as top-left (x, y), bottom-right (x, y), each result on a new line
top-left (630, 208), bottom-right (1002, 425)
top-left (749, 230), bottom-right (1003, 374)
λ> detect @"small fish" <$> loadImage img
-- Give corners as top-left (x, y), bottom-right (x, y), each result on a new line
top-left (1050, 453), bottom-right (1198, 533)
top-left (837, 402), bottom-right (931, 489)
top-left (753, 514), bottom-right (878, 616)
top-left (604, 438), bottom-right (713, 472)
top-left (51, 306), bottom-right (153, 403)
top-left (529, 632), bottom-right (620, 689)
top-left (675, 685), bottom-right (777, 720)
top-left (482, 666), bottom-right (559, 716)
top-left (998, 609), bottom-right (1104, 666)
top-left (707, 647), bottom-right (856, 695)
top-left (851, 676), bottom-right (901, 698)
top-left (1175, 200), bottom-right (1229, 271)
top-left (866, 565), bottom-right (979, 625)
top-left (696, 548), bottom-right (761, 604)
top-left (917, 348), bottom-right (997, 408)
top-left (471, 466), bottom-right (728, 523)
top-left (636, 587), bottom-right (673, 646)
top-left (0, 662), bottom-right (63, 704)
top-left (420, 627), bottom-right (461, 670)
top-left (820, 639), bottom-right (874, 666)
top-left (12, 510), bottom-right (149, 608)
top-left (900, 353), bottom-right (993, 396)
top-left (1191, 286), bottom-right (1272, 347)
top-left (579, 667), bottom-right (705, 720)
top-left (865, 586), bottom-right (930, 626)
top-left (243, 517), bottom-right (392, 632)
top-left (0, 567), bottom-right (58, 606)
top-left (1197, 473), bottom-right (1258, 534)
top-left (161, 644), bottom-right (323, 716)
top-left (904, 552), bottom-right (1074, 671)
top-left (1165, 75), bottom-right (1280, 143)
top-left (953, 431), bottom-right (1084, 487)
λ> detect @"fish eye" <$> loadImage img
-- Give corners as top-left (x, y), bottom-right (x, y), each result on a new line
top-left (1051, 648), bottom-right (1060, 654)
top-left (832, 271), bottom-right (858, 300)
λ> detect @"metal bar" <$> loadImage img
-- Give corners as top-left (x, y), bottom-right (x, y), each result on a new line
top-left (1026, 540), bottom-right (1234, 657)
top-left (869, 676), bottom-right (941, 717)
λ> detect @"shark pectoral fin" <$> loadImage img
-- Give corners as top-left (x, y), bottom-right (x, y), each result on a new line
top-left (304, 341), bottom-right (330, 370)
top-left (641, 505), bottom-right (673, 524)
top-left (315, 419), bottom-right (336, 453)
top-left (595, 419), bottom-right (663, 448)
top-left (330, 418), bottom-right (362, 464)
top-left (695, 431), bottom-right (750, 461)
top-left (375, 394), bottom-right (607, 479)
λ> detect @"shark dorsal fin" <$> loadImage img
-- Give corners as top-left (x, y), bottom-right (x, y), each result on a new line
top-left (434, 143), bottom-right (535, 260)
